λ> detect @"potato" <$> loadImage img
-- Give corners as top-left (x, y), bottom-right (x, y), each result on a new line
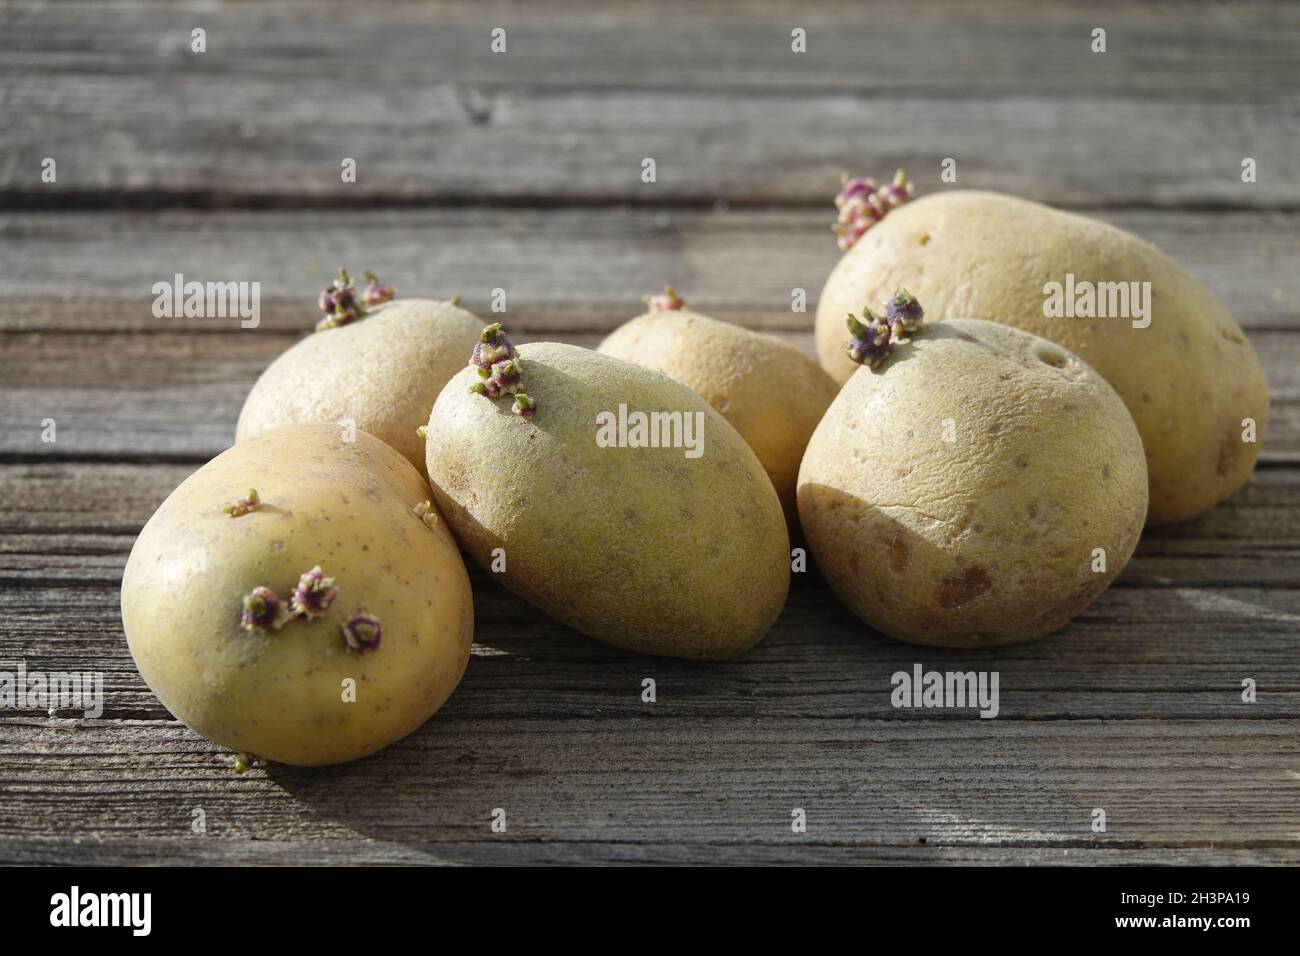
top-left (121, 425), bottom-right (473, 766)
top-left (597, 290), bottom-right (839, 523)
top-left (815, 190), bottom-right (1269, 525)
top-left (237, 295), bottom-right (483, 473)
top-left (798, 319), bottom-right (1147, 648)
top-left (425, 336), bottom-right (789, 659)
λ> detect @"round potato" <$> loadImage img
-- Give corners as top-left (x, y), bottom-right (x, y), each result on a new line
top-left (425, 340), bottom-right (790, 659)
top-left (597, 297), bottom-right (839, 524)
top-left (815, 190), bottom-right (1268, 525)
top-left (237, 297), bottom-right (483, 472)
top-left (121, 425), bottom-right (473, 766)
top-left (798, 319), bottom-right (1147, 648)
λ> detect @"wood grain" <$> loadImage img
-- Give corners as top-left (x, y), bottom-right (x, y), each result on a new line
top-left (4, 2), bottom-right (1298, 208)
top-left (1, 716), bottom-right (1297, 865)
top-left (3, 208), bottom-right (1299, 330)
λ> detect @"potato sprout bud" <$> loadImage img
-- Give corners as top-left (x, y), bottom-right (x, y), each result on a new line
top-left (513, 393), bottom-right (537, 418)
top-left (412, 500), bottom-right (439, 528)
top-left (240, 586), bottom-right (292, 633)
top-left (469, 324), bottom-right (537, 418)
top-left (645, 286), bottom-right (686, 313)
top-left (846, 309), bottom-right (892, 369)
top-left (362, 270), bottom-right (395, 307)
top-left (875, 169), bottom-right (913, 210)
top-left (290, 565), bottom-right (337, 619)
top-left (884, 288), bottom-right (924, 337)
top-left (489, 359), bottom-right (523, 395)
top-left (472, 322), bottom-right (517, 369)
top-left (316, 268), bottom-right (364, 331)
top-left (341, 613), bottom-right (382, 653)
top-left (223, 488), bottom-right (261, 517)
top-left (233, 753), bottom-right (267, 774)
top-left (832, 169), bottom-right (913, 252)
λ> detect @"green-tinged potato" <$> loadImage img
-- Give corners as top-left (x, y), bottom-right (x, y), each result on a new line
top-left (815, 190), bottom-right (1268, 525)
top-left (798, 319), bottom-right (1147, 648)
top-left (425, 338), bottom-right (790, 659)
top-left (597, 293), bottom-right (839, 523)
top-left (237, 297), bottom-right (483, 472)
top-left (121, 425), bottom-right (473, 766)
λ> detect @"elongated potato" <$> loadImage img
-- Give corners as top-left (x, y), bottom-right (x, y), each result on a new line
top-left (799, 319), bottom-right (1147, 648)
top-left (122, 426), bottom-right (473, 766)
top-left (425, 339), bottom-right (790, 660)
top-left (815, 190), bottom-right (1268, 525)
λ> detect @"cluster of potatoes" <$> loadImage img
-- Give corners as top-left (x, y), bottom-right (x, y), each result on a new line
top-left (122, 185), bottom-right (1268, 767)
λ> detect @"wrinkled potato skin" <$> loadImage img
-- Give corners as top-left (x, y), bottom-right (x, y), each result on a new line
top-left (815, 191), bottom-right (1269, 525)
top-left (236, 298), bottom-right (483, 473)
top-left (798, 320), bottom-right (1147, 648)
top-left (425, 343), bottom-right (789, 659)
top-left (122, 426), bottom-right (473, 766)
top-left (598, 309), bottom-right (839, 523)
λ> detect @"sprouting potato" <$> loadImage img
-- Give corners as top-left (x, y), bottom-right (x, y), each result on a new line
top-left (236, 269), bottom-right (483, 473)
top-left (424, 324), bottom-right (790, 659)
top-left (798, 303), bottom-right (1148, 648)
top-left (121, 425), bottom-right (473, 766)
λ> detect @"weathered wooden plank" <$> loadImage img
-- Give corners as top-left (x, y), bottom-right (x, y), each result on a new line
top-left (9, 0), bottom-right (1298, 101)
top-left (1, 717), bottom-right (1297, 862)
top-left (3, 566), bottom-right (1297, 721)
top-left (6, 85), bottom-right (1295, 209)
top-left (4, 209), bottom-right (1298, 331)
top-left (4, 2), bottom-right (1298, 208)
top-left (4, 835), bottom-right (1296, 866)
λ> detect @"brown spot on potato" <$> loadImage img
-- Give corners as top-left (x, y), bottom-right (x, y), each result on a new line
top-left (1101, 463), bottom-right (1111, 479)
top-left (1015, 454), bottom-right (1029, 469)
top-left (917, 232), bottom-right (931, 246)
top-left (888, 535), bottom-right (910, 572)
top-left (934, 567), bottom-right (992, 609)
top-left (1216, 438), bottom-right (1240, 477)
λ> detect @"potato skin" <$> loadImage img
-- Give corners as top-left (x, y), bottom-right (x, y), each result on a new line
top-left (121, 426), bottom-right (473, 766)
top-left (236, 298), bottom-right (483, 473)
top-left (597, 309), bottom-right (839, 523)
top-left (815, 191), bottom-right (1269, 525)
top-left (798, 319), bottom-right (1147, 648)
top-left (425, 342), bottom-right (790, 659)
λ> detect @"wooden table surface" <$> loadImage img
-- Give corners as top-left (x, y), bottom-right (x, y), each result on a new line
top-left (2, 0), bottom-right (1298, 865)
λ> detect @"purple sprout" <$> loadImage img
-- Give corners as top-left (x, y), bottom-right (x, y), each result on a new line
top-left (240, 586), bottom-right (292, 633)
top-left (316, 268), bottom-right (363, 331)
top-left (468, 323), bottom-right (538, 419)
top-left (832, 169), bottom-right (913, 253)
top-left (362, 270), bottom-right (395, 307)
top-left (512, 393), bottom-right (537, 419)
top-left (645, 286), bottom-right (686, 313)
top-left (341, 613), bottom-right (382, 653)
top-left (290, 565), bottom-right (338, 619)
top-left (471, 322), bottom-right (518, 370)
top-left (884, 288), bottom-right (924, 337)
top-left (846, 309), bottom-right (893, 369)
